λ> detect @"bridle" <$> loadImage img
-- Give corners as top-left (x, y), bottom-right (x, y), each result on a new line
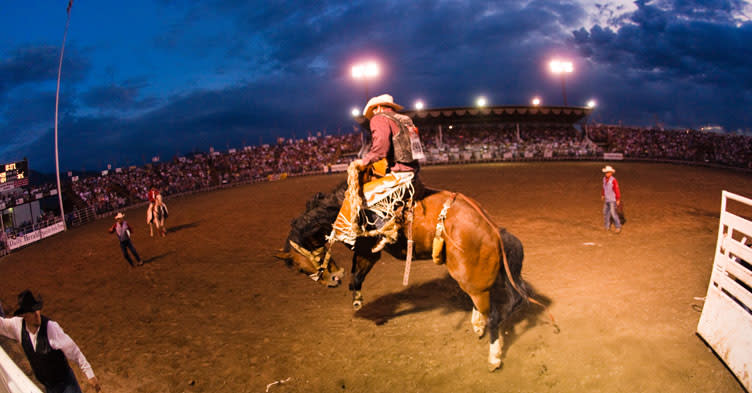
top-left (288, 240), bottom-right (333, 281)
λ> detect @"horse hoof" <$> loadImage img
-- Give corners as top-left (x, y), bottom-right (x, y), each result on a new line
top-left (488, 360), bottom-right (502, 372)
top-left (473, 326), bottom-right (486, 338)
top-left (352, 291), bottom-right (364, 310)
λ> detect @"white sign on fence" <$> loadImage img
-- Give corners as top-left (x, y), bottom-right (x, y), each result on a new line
top-left (603, 152), bottom-right (624, 160)
top-left (329, 163), bottom-right (349, 173)
top-left (697, 190), bottom-right (752, 391)
top-left (7, 222), bottom-right (65, 250)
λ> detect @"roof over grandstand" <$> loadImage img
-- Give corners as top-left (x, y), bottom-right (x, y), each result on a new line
top-left (355, 105), bottom-right (593, 128)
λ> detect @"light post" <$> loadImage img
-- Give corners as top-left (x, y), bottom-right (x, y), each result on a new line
top-left (414, 100), bottom-right (424, 110)
top-left (549, 59), bottom-right (573, 106)
top-left (351, 61), bottom-right (379, 102)
top-left (476, 96), bottom-right (487, 107)
top-left (53, 1), bottom-right (75, 231)
top-left (531, 97), bottom-right (541, 106)
top-left (584, 99), bottom-right (597, 141)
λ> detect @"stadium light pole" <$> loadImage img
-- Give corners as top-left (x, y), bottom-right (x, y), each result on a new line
top-left (549, 59), bottom-right (573, 106)
top-left (351, 61), bottom-right (380, 102)
top-left (53, 1), bottom-right (74, 231)
top-left (476, 96), bottom-right (488, 107)
top-left (531, 97), bottom-right (541, 106)
top-left (414, 100), bottom-right (424, 110)
top-left (351, 107), bottom-right (360, 117)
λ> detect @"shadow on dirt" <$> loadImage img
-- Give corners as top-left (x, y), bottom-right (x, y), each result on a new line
top-left (355, 274), bottom-right (555, 331)
top-left (354, 275), bottom-right (471, 325)
top-left (167, 221), bottom-right (200, 233)
top-left (143, 251), bottom-right (174, 265)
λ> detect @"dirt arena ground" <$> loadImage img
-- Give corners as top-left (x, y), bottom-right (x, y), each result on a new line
top-left (1, 161), bottom-right (751, 393)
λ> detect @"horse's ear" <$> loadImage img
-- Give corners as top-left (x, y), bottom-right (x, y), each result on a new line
top-left (306, 192), bottom-right (325, 210)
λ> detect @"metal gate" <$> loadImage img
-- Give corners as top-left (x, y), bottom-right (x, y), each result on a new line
top-left (0, 345), bottom-right (41, 393)
top-left (697, 191), bottom-right (752, 391)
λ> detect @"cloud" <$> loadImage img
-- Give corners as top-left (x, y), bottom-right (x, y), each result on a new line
top-left (80, 81), bottom-right (159, 112)
top-left (0, 45), bottom-right (89, 97)
top-left (573, 0), bottom-right (752, 86)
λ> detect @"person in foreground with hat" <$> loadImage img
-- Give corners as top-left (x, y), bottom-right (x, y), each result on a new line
top-left (329, 94), bottom-right (425, 252)
top-left (108, 212), bottom-right (143, 267)
top-left (0, 290), bottom-right (102, 392)
top-left (601, 165), bottom-right (622, 233)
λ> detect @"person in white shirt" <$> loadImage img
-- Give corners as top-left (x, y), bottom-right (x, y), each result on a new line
top-left (0, 290), bottom-right (101, 393)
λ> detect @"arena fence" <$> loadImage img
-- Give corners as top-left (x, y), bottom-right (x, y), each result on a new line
top-left (697, 190), bottom-right (752, 391)
top-left (0, 345), bottom-right (41, 393)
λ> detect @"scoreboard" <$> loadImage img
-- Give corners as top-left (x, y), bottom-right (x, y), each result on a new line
top-left (0, 159), bottom-right (29, 192)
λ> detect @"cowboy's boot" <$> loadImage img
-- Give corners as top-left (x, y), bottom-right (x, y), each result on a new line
top-left (371, 220), bottom-right (400, 253)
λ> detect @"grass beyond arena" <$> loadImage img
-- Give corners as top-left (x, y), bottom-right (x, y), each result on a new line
top-left (1, 161), bottom-right (751, 393)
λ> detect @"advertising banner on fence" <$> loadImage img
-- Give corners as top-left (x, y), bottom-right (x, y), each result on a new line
top-left (7, 221), bottom-right (65, 250)
top-left (603, 152), bottom-right (624, 160)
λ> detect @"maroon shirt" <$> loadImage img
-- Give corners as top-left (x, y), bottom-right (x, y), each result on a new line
top-left (362, 108), bottom-right (415, 173)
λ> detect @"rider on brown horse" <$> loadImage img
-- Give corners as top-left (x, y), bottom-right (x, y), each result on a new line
top-left (329, 94), bottom-right (425, 253)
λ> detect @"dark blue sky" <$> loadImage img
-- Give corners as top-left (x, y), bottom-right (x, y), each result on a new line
top-left (2, 0), bottom-right (751, 172)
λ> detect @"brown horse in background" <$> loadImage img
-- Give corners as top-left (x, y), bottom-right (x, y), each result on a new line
top-left (278, 178), bottom-right (552, 371)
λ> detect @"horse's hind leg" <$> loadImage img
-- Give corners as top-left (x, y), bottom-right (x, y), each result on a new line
top-left (486, 283), bottom-right (520, 372)
top-left (468, 292), bottom-right (490, 337)
top-left (469, 291), bottom-right (504, 371)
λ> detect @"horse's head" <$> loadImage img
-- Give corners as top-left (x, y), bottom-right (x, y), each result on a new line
top-left (276, 185), bottom-right (347, 287)
top-left (276, 239), bottom-right (343, 287)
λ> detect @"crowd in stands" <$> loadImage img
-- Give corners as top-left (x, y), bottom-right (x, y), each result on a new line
top-left (2, 123), bottom-right (751, 231)
top-left (419, 124), bottom-right (601, 160)
top-left (68, 132), bottom-right (361, 214)
top-left (588, 125), bottom-right (752, 168)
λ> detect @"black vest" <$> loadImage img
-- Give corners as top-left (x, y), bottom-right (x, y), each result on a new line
top-left (372, 112), bottom-right (420, 171)
top-left (21, 316), bottom-right (74, 388)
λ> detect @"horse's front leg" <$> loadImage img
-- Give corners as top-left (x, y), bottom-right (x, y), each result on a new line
top-left (350, 238), bottom-right (380, 310)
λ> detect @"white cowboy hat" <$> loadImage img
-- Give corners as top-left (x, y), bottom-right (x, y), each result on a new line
top-left (114, 212), bottom-right (125, 220)
top-left (362, 94), bottom-right (404, 119)
top-left (602, 165), bottom-right (616, 173)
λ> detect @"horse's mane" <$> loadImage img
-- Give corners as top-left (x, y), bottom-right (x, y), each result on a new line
top-left (285, 182), bottom-right (347, 251)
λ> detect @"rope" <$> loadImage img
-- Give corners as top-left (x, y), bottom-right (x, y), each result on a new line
top-left (455, 193), bottom-right (558, 330)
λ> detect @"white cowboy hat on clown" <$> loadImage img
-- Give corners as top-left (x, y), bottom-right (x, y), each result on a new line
top-left (602, 165), bottom-right (616, 173)
top-left (114, 212), bottom-right (125, 220)
top-left (362, 94), bottom-right (404, 119)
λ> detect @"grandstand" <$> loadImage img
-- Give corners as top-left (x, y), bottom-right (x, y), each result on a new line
top-left (1, 107), bottom-right (751, 254)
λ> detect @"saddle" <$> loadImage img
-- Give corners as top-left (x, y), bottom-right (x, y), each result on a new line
top-left (355, 160), bottom-right (426, 253)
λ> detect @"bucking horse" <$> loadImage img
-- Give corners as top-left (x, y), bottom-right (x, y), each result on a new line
top-left (277, 166), bottom-right (554, 371)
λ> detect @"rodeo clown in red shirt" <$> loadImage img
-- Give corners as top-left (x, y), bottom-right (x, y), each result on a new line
top-left (601, 165), bottom-right (622, 233)
top-left (329, 94), bottom-right (425, 253)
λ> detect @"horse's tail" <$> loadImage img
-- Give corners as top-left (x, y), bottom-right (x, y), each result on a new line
top-left (497, 228), bottom-right (529, 298)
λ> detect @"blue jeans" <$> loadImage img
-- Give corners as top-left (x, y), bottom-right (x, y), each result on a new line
top-left (119, 239), bottom-right (142, 266)
top-left (603, 201), bottom-right (621, 230)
